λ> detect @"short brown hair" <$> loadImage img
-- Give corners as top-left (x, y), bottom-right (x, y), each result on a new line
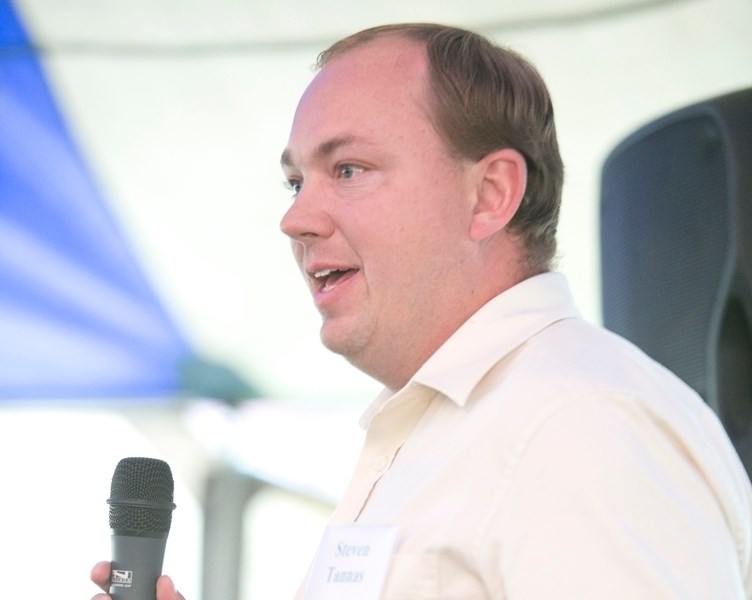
top-left (317, 23), bottom-right (564, 273)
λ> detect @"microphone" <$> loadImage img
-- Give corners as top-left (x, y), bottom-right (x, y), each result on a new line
top-left (107, 457), bottom-right (177, 600)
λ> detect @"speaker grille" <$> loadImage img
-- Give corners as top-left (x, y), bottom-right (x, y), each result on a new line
top-left (601, 114), bottom-right (730, 399)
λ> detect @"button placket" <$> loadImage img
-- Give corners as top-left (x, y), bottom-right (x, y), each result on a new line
top-left (331, 385), bottom-right (434, 524)
top-left (371, 453), bottom-right (390, 473)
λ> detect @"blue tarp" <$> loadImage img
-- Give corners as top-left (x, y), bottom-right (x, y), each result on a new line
top-left (0, 0), bottom-right (195, 399)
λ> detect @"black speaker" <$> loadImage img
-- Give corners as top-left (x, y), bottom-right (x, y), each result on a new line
top-left (600, 87), bottom-right (752, 477)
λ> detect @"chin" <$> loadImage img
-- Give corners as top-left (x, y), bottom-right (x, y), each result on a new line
top-left (319, 322), bottom-right (368, 363)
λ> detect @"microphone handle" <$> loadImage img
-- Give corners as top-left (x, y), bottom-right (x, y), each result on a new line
top-left (110, 531), bottom-right (168, 600)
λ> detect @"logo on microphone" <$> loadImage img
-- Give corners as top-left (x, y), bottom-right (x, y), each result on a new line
top-left (112, 569), bottom-right (133, 587)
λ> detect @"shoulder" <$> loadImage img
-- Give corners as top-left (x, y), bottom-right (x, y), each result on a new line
top-left (483, 391), bottom-right (752, 598)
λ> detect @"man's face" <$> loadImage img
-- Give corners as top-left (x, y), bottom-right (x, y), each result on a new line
top-left (279, 37), bottom-right (479, 389)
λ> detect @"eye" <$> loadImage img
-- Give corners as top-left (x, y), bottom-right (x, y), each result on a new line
top-left (283, 178), bottom-right (302, 196)
top-left (337, 164), bottom-right (364, 180)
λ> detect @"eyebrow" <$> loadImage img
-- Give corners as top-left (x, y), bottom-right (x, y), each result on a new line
top-left (280, 135), bottom-right (360, 169)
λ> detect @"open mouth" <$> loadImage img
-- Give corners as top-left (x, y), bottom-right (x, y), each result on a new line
top-left (312, 268), bottom-right (357, 292)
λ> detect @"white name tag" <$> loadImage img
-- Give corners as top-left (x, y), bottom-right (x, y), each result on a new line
top-left (303, 524), bottom-right (399, 600)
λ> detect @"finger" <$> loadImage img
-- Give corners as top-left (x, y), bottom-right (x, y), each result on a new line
top-left (90, 595), bottom-right (111, 600)
top-left (156, 575), bottom-right (184, 600)
top-left (90, 561), bottom-right (111, 591)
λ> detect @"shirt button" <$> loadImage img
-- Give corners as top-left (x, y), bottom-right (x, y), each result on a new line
top-left (372, 455), bottom-right (389, 472)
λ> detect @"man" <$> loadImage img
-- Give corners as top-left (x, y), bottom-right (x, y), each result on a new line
top-left (92, 23), bottom-right (752, 599)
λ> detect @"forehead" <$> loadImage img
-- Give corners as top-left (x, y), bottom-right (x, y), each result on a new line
top-left (282, 38), bottom-right (433, 167)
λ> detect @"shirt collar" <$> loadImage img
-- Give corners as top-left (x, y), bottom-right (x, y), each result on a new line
top-left (361, 272), bottom-right (581, 428)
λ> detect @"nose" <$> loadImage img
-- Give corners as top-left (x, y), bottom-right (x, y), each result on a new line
top-left (279, 182), bottom-right (335, 242)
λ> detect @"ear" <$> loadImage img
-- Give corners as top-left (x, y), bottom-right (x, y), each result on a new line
top-left (469, 148), bottom-right (527, 242)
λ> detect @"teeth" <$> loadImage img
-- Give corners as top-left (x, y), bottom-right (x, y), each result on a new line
top-left (313, 269), bottom-right (333, 278)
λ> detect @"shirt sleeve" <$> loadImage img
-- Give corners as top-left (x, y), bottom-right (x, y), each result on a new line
top-left (488, 392), bottom-right (747, 599)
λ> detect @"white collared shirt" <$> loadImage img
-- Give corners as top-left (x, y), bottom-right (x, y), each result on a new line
top-left (301, 272), bottom-right (752, 598)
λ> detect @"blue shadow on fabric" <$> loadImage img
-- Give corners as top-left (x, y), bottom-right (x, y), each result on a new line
top-left (0, 0), bottom-right (196, 400)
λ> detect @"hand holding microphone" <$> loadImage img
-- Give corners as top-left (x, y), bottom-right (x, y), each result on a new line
top-left (90, 562), bottom-right (183, 600)
top-left (90, 457), bottom-right (184, 600)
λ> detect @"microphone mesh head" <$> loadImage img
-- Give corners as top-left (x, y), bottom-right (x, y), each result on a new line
top-left (108, 457), bottom-right (175, 533)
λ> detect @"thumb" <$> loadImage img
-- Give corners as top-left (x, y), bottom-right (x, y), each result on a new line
top-left (156, 575), bottom-right (184, 600)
